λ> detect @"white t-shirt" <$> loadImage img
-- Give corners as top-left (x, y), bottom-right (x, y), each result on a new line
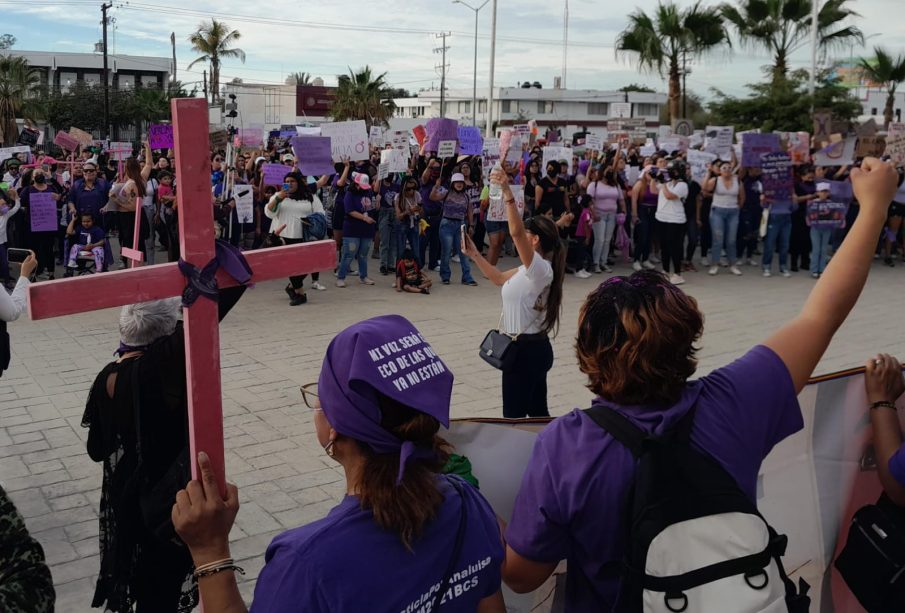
top-left (894, 179), bottom-right (905, 205)
top-left (264, 194), bottom-right (325, 240)
top-left (655, 180), bottom-right (688, 224)
top-left (501, 252), bottom-right (554, 335)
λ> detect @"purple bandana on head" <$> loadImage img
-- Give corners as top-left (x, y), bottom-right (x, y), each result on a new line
top-left (318, 315), bottom-right (454, 484)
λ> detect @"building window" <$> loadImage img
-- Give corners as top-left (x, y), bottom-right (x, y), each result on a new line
top-left (264, 87), bottom-right (280, 124)
top-left (501, 100), bottom-right (511, 113)
top-left (118, 74), bottom-right (135, 90)
top-left (871, 107), bottom-right (877, 115)
top-left (458, 101), bottom-right (471, 114)
top-left (588, 102), bottom-right (608, 115)
top-left (83, 73), bottom-right (101, 88)
top-left (479, 100), bottom-right (487, 113)
top-left (59, 71), bottom-right (77, 92)
top-left (634, 103), bottom-right (659, 117)
top-left (537, 101), bottom-right (553, 114)
top-left (141, 74), bottom-right (158, 88)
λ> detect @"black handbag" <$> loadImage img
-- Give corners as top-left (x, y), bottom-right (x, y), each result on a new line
top-left (834, 494), bottom-right (905, 613)
top-left (479, 329), bottom-right (519, 371)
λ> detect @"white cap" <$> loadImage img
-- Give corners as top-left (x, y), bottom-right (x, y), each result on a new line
top-left (451, 173), bottom-right (465, 184)
top-left (816, 182), bottom-right (831, 192)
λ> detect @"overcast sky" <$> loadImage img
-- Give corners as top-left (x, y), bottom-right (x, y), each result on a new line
top-left (3, 0), bottom-right (902, 99)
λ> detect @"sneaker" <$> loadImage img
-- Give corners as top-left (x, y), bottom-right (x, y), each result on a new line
top-left (289, 293), bottom-right (307, 306)
top-left (762, 269), bottom-right (772, 278)
top-left (463, 279), bottom-right (478, 286)
top-left (642, 260), bottom-right (655, 270)
top-left (701, 257), bottom-right (711, 267)
top-left (650, 255), bottom-right (661, 264)
top-left (811, 272), bottom-right (820, 279)
top-left (781, 269), bottom-right (791, 278)
top-left (67, 260), bottom-right (77, 268)
top-left (284, 284), bottom-right (295, 299)
top-left (632, 261), bottom-right (642, 272)
top-left (602, 264), bottom-right (613, 273)
top-left (311, 281), bottom-right (327, 291)
top-left (380, 266), bottom-right (388, 276)
top-left (442, 279), bottom-right (450, 285)
top-left (669, 273), bottom-right (685, 285)
top-left (335, 280), bottom-right (346, 288)
top-left (747, 258), bottom-right (759, 267)
top-left (592, 265), bottom-right (602, 274)
top-left (729, 265), bottom-right (743, 276)
top-left (452, 255), bottom-right (460, 263)
top-left (708, 266), bottom-right (719, 276)
top-left (574, 269), bottom-right (591, 279)
top-left (360, 277), bottom-right (376, 285)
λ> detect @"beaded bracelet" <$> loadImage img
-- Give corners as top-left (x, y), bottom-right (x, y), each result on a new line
top-left (869, 400), bottom-right (897, 411)
top-left (193, 558), bottom-right (246, 579)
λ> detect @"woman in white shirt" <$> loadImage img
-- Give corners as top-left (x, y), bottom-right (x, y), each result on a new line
top-left (705, 162), bottom-right (744, 276)
top-left (463, 166), bottom-right (566, 418)
top-left (653, 160), bottom-right (690, 286)
top-left (264, 171), bottom-right (326, 306)
top-left (1, 250), bottom-right (36, 377)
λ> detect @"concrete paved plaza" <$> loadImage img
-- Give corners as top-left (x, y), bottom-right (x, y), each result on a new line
top-left (2, 255), bottom-right (902, 611)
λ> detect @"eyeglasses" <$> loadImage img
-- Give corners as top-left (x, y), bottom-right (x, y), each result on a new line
top-left (299, 383), bottom-right (320, 410)
top-left (84, 169), bottom-right (97, 173)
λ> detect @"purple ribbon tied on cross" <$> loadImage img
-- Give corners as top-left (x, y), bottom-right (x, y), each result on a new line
top-left (177, 240), bottom-right (254, 307)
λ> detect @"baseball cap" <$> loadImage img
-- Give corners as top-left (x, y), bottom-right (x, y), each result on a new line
top-left (816, 182), bottom-right (831, 192)
top-left (450, 173), bottom-right (465, 184)
top-left (352, 172), bottom-right (371, 190)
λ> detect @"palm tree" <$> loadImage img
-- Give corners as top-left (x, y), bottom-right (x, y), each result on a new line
top-left (721, 0), bottom-right (863, 87)
top-left (616, 1), bottom-right (730, 121)
top-left (187, 19), bottom-right (245, 103)
top-left (285, 71), bottom-right (313, 86)
top-left (330, 66), bottom-right (397, 129)
top-left (0, 55), bottom-right (41, 146)
top-left (858, 47), bottom-right (905, 128)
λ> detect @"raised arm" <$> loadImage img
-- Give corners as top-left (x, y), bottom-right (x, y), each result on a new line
top-left (763, 159), bottom-right (899, 392)
top-left (141, 142), bottom-right (153, 181)
top-left (864, 354), bottom-right (905, 506)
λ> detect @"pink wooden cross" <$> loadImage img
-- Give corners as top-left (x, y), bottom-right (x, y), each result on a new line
top-left (27, 98), bottom-right (336, 494)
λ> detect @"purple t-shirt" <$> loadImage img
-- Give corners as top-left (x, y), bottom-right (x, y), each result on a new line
top-left (75, 225), bottom-right (105, 246)
top-left (890, 445), bottom-right (905, 487)
top-left (251, 475), bottom-right (503, 613)
top-left (342, 190), bottom-right (377, 239)
top-left (505, 345), bottom-right (803, 611)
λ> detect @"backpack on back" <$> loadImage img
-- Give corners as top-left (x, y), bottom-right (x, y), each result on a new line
top-left (584, 406), bottom-right (811, 613)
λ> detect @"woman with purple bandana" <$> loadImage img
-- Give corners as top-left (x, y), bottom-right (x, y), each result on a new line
top-left (172, 315), bottom-right (506, 613)
top-left (501, 159), bottom-right (899, 611)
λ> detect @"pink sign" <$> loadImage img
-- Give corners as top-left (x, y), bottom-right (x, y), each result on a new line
top-left (53, 130), bottom-right (80, 152)
top-left (29, 191), bottom-right (57, 232)
top-left (148, 124), bottom-right (174, 149)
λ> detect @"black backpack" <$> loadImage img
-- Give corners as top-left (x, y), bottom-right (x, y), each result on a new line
top-left (584, 405), bottom-right (811, 613)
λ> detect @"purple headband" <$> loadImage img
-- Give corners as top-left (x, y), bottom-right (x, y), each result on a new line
top-left (318, 315), bottom-right (454, 484)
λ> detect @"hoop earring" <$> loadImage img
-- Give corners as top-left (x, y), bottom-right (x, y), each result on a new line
top-left (324, 440), bottom-right (336, 458)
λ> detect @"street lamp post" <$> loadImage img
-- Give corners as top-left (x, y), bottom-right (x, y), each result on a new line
top-left (453, 0), bottom-right (489, 128)
top-left (486, 0), bottom-right (498, 138)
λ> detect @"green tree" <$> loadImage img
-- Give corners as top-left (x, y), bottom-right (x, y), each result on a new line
top-left (858, 47), bottom-right (905, 128)
top-left (0, 55), bottom-right (41, 146)
top-left (616, 1), bottom-right (730, 121)
top-left (620, 83), bottom-right (656, 93)
top-left (0, 34), bottom-right (15, 50)
top-left (285, 71), bottom-right (312, 86)
top-left (659, 90), bottom-right (711, 126)
top-left (187, 19), bottom-right (245, 103)
top-left (330, 66), bottom-right (397, 129)
top-left (720, 0), bottom-right (863, 87)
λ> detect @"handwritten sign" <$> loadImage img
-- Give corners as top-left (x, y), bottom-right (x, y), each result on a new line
top-left (377, 162), bottom-right (390, 181)
top-left (542, 146), bottom-right (573, 175)
top-left (369, 126), bottom-right (384, 147)
top-left (787, 132), bottom-right (810, 165)
top-left (381, 149), bottom-right (408, 173)
top-left (513, 124), bottom-right (530, 137)
top-left (233, 186), bottom-right (254, 224)
top-left (261, 163), bottom-right (293, 186)
top-left (209, 129), bottom-right (229, 150)
top-left (658, 136), bottom-right (689, 154)
top-left (425, 118), bottom-right (459, 152)
top-left (437, 140), bottom-right (457, 158)
top-left (760, 152), bottom-right (794, 203)
top-left (0, 145), bottom-right (31, 164)
top-left (108, 142), bottom-right (132, 161)
top-left (884, 134), bottom-right (905, 166)
top-left (687, 149), bottom-right (718, 184)
top-left (807, 200), bottom-right (847, 229)
top-left (704, 126), bottom-right (735, 160)
top-left (584, 134), bottom-right (603, 152)
top-left (389, 130), bottom-right (411, 154)
top-left (813, 137), bottom-right (856, 166)
top-left (320, 120), bottom-right (369, 162)
top-left (53, 130), bottom-right (80, 152)
top-left (457, 126), bottom-right (484, 156)
top-left (29, 191), bottom-right (57, 232)
top-left (813, 111), bottom-right (832, 145)
top-left (291, 136), bottom-right (336, 176)
top-left (239, 128), bottom-right (263, 147)
top-left (148, 124), bottom-right (174, 149)
top-left (856, 135), bottom-right (886, 158)
top-left (888, 123), bottom-right (905, 141)
top-left (741, 133), bottom-right (781, 168)
top-left (68, 127), bottom-right (94, 147)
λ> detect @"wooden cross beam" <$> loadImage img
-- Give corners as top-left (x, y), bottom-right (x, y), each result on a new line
top-left (27, 98), bottom-right (336, 495)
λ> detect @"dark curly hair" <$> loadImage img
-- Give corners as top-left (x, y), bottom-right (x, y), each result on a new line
top-left (575, 270), bottom-right (703, 406)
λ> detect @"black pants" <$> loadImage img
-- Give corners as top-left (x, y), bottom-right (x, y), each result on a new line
top-left (284, 237), bottom-right (319, 290)
top-left (659, 221), bottom-right (685, 275)
top-left (737, 205), bottom-right (761, 259)
top-left (699, 200), bottom-right (712, 258)
top-left (30, 232), bottom-right (56, 276)
top-left (420, 214), bottom-right (441, 269)
top-left (502, 336), bottom-right (553, 418)
top-left (472, 218), bottom-right (487, 254)
top-left (790, 213), bottom-right (811, 269)
top-left (684, 218), bottom-right (699, 262)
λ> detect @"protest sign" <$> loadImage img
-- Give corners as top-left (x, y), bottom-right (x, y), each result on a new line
top-left (381, 149), bottom-right (408, 173)
top-left (888, 122), bottom-right (905, 140)
top-left (108, 142), bottom-right (132, 161)
top-left (687, 149), bottom-right (717, 183)
top-left (704, 126), bottom-right (735, 160)
top-left (233, 186), bottom-right (254, 224)
top-left (657, 125), bottom-right (672, 140)
top-left (17, 128), bottom-right (40, 147)
top-left (807, 200), bottom-right (848, 229)
top-left (856, 135), bottom-right (886, 158)
top-left (262, 163), bottom-right (293, 186)
top-left (813, 137), bottom-right (856, 166)
top-left (514, 124), bottom-right (530, 137)
top-left (425, 118), bottom-right (459, 152)
top-left (855, 118), bottom-right (878, 137)
top-left (884, 133), bottom-right (905, 166)
top-left (320, 120), bottom-right (369, 162)
top-left (0, 145), bottom-right (30, 164)
top-left (68, 127), bottom-right (94, 147)
top-left (625, 165), bottom-right (641, 186)
top-left (239, 128), bottom-right (263, 147)
top-left (584, 134), bottom-right (603, 152)
top-left (787, 132), bottom-right (811, 165)
top-left (437, 140), bottom-right (457, 159)
top-left (53, 130), bottom-right (80, 152)
top-left (760, 152), bottom-right (794, 203)
top-left (639, 144), bottom-right (657, 157)
top-left (412, 125), bottom-right (427, 147)
top-left (741, 132), bottom-right (781, 168)
top-left (610, 102), bottom-right (632, 118)
top-left (148, 124), bottom-right (174, 149)
top-left (377, 162), bottom-right (389, 181)
top-left (825, 180), bottom-right (853, 203)
top-left (291, 136), bottom-right (336, 176)
top-left (389, 130), bottom-right (411, 154)
top-left (813, 111), bottom-right (832, 145)
top-left (499, 130), bottom-right (514, 159)
top-left (542, 146), bottom-right (572, 174)
top-left (690, 129), bottom-right (705, 148)
top-left (369, 126), bottom-right (384, 147)
top-left (505, 135), bottom-right (523, 164)
top-left (672, 118), bottom-right (694, 136)
top-left (457, 126), bottom-right (484, 155)
top-left (735, 128), bottom-right (760, 144)
top-left (658, 136), bottom-right (688, 154)
top-left (296, 126), bottom-right (321, 136)
top-left (209, 129), bottom-right (229, 150)
top-left (29, 191), bottom-right (57, 232)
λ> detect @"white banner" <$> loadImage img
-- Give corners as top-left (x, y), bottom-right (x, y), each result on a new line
top-left (381, 149), bottom-right (408, 173)
top-left (233, 186), bottom-right (254, 224)
top-left (542, 146), bottom-right (572, 175)
top-left (320, 120), bottom-right (369, 162)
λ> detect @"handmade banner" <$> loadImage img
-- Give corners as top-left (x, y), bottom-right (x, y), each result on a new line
top-left (209, 129), bottom-right (229, 150)
top-left (295, 126), bottom-right (321, 136)
top-left (239, 128), bottom-right (263, 147)
top-left (855, 136), bottom-right (885, 158)
top-left (148, 124), bottom-right (174, 149)
top-left (320, 120), bottom-right (369, 162)
top-left (290, 136), bottom-right (336, 176)
top-left (412, 125), bottom-right (427, 147)
top-left (807, 200), bottom-right (848, 229)
top-left (68, 127), bottom-right (94, 148)
top-left (855, 118), bottom-right (878, 138)
top-left (53, 130), bottom-right (80, 152)
top-left (888, 122), bottom-right (905, 141)
top-left (658, 136), bottom-right (689, 154)
top-left (687, 149), bottom-right (718, 184)
top-left (760, 152), bottom-right (794, 203)
top-left (380, 149), bottom-right (408, 173)
top-left (437, 140), bottom-right (457, 159)
top-left (425, 118), bottom-right (459, 152)
top-left (704, 126), bottom-right (735, 160)
top-left (787, 132), bottom-right (811, 165)
top-left (369, 126), bottom-right (385, 147)
top-left (610, 102), bottom-right (632, 119)
top-left (584, 134), bottom-right (603, 152)
top-left (0, 145), bottom-right (31, 164)
top-left (17, 128), bottom-right (40, 147)
top-left (741, 133), bottom-right (781, 168)
top-left (377, 162), bottom-right (389, 181)
top-left (813, 138), bottom-right (857, 167)
top-left (542, 146), bottom-right (573, 175)
top-left (233, 186), bottom-right (254, 224)
top-left (261, 163), bottom-right (293, 186)
top-left (29, 191), bottom-right (57, 232)
top-left (108, 142), bottom-right (133, 161)
top-left (389, 130), bottom-right (411, 155)
top-left (813, 111), bottom-right (833, 145)
top-left (885, 134), bottom-right (905, 166)
top-left (514, 124), bottom-right (530, 137)
top-left (457, 126), bottom-right (484, 156)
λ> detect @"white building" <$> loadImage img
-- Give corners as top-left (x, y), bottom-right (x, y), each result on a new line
top-left (853, 86), bottom-right (905, 125)
top-left (11, 50), bottom-right (172, 92)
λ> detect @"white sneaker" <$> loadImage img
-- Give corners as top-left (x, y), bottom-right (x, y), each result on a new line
top-left (311, 281), bottom-right (327, 291)
top-left (701, 257), bottom-right (711, 267)
top-left (747, 258), bottom-right (759, 266)
top-left (781, 269), bottom-right (791, 278)
top-left (642, 260), bottom-right (655, 270)
top-left (650, 255), bottom-right (661, 264)
top-left (669, 273), bottom-right (685, 285)
top-left (335, 280), bottom-right (346, 288)
top-left (762, 269), bottom-right (772, 278)
top-left (592, 264), bottom-right (602, 274)
top-left (708, 266), bottom-right (718, 276)
top-left (452, 255), bottom-right (460, 263)
top-left (360, 277), bottom-right (376, 285)
top-left (574, 270), bottom-right (591, 279)
top-left (602, 264), bottom-right (613, 273)
top-left (729, 265), bottom-right (743, 276)
top-left (632, 261), bottom-right (642, 272)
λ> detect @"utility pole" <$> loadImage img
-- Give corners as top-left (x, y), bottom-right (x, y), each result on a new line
top-left (452, 0), bottom-right (489, 128)
top-left (681, 48), bottom-right (687, 119)
top-left (434, 32), bottom-right (451, 118)
top-left (203, 70), bottom-right (208, 103)
top-left (170, 32), bottom-right (177, 83)
top-left (562, 0), bottom-right (569, 89)
top-left (486, 0), bottom-right (498, 138)
top-left (101, 2), bottom-right (112, 140)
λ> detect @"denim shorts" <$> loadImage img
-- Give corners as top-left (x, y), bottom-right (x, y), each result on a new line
top-left (484, 220), bottom-right (509, 235)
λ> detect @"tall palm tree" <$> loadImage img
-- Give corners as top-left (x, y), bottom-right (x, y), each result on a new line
top-left (187, 19), bottom-right (245, 103)
top-left (616, 1), bottom-right (730, 121)
top-left (0, 55), bottom-right (41, 146)
top-left (285, 71), bottom-right (313, 86)
top-left (331, 66), bottom-right (397, 129)
top-left (858, 47), bottom-right (905, 128)
top-left (721, 0), bottom-right (863, 87)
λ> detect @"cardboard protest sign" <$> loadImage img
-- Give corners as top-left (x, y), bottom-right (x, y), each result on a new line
top-left (884, 133), bottom-right (905, 166)
top-left (760, 152), bottom-right (794, 203)
top-left (437, 140), bottom-right (457, 159)
top-left (68, 127), bottom-right (94, 147)
top-left (261, 163), bottom-right (293, 186)
top-left (813, 137), bottom-right (856, 167)
top-left (369, 126), bottom-right (384, 147)
top-left (855, 118), bottom-right (878, 138)
top-left (741, 133), bottom-right (781, 168)
top-left (807, 200), bottom-right (848, 229)
top-left (108, 142), bottom-right (132, 161)
top-left (233, 186), bottom-right (254, 224)
top-left (0, 145), bottom-right (30, 164)
top-left (296, 126), bottom-right (321, 136)
top-left (290, 136), bottom-right (336, 176)
top-left (29, 191), bottom-right (57, 232)
top-left (425, 118), bottom-right (459, 152)
top-left (787, 132), bottom-right (810, 165)
top-left (735, 128), bottom-right (760, 144)
top-left (704, 126), bottom-right (734, 160)
top-left (888, 122), bottom-right (905, 140)
top-left (381, 149), bottom-right (408, 173)
top-left (690, 130), bottom-right (705, 148)
top-left (813, 111), bottom-right (832, 145)
top-left (610, 102), bottom-right (632, 118)
top-left (513, 124), bottom-right (530, 137)
top-left (53, 130), bottom-right (80, 152)
top-left (687, 149), bottom-right (718, 184)
top-left (672, 118), bottom-right (694, 136)
top-left (209, 129), bottom-right (229, 150)
top-left (584, 134), bottom-right (603, 152)
top-left (377, 162), bottom-right (390, 181)
top-left (320, 120), bottom-right (369, 162)
top-left (542, 146), bottom-right (573, 174)
top-left (856, 135), bottom-right (886, 158)
top-left (148, 124), bottom-right (174, 149)
top-left (17, 128), bottom-right (40, 147)
top-left (412, 125), bottom-right (427, 147)
top-left (389, 130), bottom-right (411, 154)
top-left (657, 125), bottom-right (673, 140)
top-left (658, 136), bottom-right (689, 154)
top-left (238, 128), bottom-right (263, 147)
top-left (457, 126), bottom-right (484, 156)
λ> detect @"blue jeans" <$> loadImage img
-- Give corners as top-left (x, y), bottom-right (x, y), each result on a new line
top-left (338, 236), bottom-right (373, 280)
top-left (633, 205), bottom-right (656, 263)
top-left (396, 221), bottom-right (420, 266)
top-left (810, 227), bottom-right (833, 274)
top-left (378, 208), bottom-right (398, 269)
top-left (439, 218), bottom-right (473, 283)
top-left (709, 206), bottom-right (739, 265)
top-left (761, 214), bottom-right (791, 272)
top-left (591, 211), bottom-right (617, 268)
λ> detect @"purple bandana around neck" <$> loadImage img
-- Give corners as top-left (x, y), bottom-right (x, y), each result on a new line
top-left (318, 315), bottom-right (454, 484)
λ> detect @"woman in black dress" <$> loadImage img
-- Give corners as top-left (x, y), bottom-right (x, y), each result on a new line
top-left (82, 285), bottom-right (245, 612)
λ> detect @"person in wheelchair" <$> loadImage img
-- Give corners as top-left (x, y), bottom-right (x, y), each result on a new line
top-left (64, 212), bottom-right (106, 276)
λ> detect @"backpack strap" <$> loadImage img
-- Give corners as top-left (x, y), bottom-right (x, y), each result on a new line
top-left (584, 406), bottom-right (646, 458)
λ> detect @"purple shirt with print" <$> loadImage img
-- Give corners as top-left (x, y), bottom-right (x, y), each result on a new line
top-left (890, 445), bottom-right (905, 488)
top-left (505, 345), bottom-right (803, 612)
top-left (251, 475), bottom-right (503, 613)
top-left (342, 190), bottom-right (377, 239)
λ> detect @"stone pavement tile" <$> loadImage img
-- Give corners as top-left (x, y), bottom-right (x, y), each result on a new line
top-left (53, 577), bottom-right (98, 613)
top-left (234, 501), bottom-right (283, 536)
top-left (52, 554), bottom-right (101, 584)
top-left (28, 504), bottom-right (96, 533)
